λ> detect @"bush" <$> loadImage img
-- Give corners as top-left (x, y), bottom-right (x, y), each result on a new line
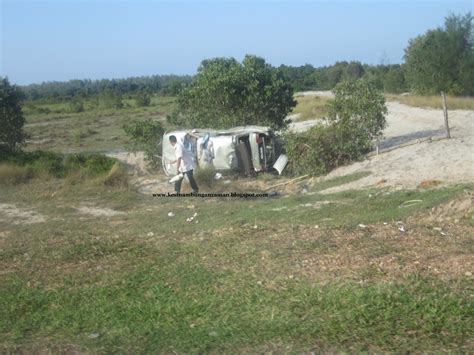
top-left (0, 150), bottom-right (117, 182)
top-left (123, 120), bottom-right (164, 168)
top-left (135, 91), bottom-right (151, 107)
top-left (0, 77), bottom-right (26, 151)
top-left (285, 79), bottom-right (387, 176)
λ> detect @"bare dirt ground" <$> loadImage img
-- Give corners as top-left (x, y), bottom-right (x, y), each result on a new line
top-left (293, 91), bottom-right (474, 192)
top-left (0, 203), bottom-right (47, 224)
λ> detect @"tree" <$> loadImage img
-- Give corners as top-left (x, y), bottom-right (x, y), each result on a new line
top-left (0, 77), bottom-right (26, 152)
top-left (170, 55), bottom-right (296, 130)
top-left (123, 120), bottom-right (164, 168)
top-left (383, 65), bottom-right (407, 93)
top-left (404, 13), bottom-right (473, 95)
top-left (285, 79), bottom-right (387, 176)
top-left (135, 90), bottom-right (151, 107)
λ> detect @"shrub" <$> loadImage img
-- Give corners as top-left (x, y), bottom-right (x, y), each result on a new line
top-left (285, 79), bottom-right (387, 176)
top-left (0, 77), bottom-right (26, 151)
top-left (135, 91), bottom-right (151, 107)
top-left (123, 120), bottom-right (164, 168)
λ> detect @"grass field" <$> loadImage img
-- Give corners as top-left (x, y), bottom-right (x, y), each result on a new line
top-left (23, 95), bottom-right (176, 153)
top-left (4, 91), bottom-right (473, 352)
top-left (291, 95), bottom-right (331, 121)
top-left (1, 169), bottom-right (473, 352)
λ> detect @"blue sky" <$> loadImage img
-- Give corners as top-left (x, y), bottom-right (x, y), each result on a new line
top-left (1, 0), bottom-right (472, 85)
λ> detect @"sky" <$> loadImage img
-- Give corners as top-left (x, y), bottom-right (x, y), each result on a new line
top-left (1, 0), bottom-right (472, 85)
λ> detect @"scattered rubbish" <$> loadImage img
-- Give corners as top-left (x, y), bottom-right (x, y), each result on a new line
top-left (88, 333), bottom-right (100, 339)
top-left (314, 225), bottom-right (319, 229)
top-left (187, 205), bottom-right (195, 209)
top-left (195, 220), bottom-right (199, 224)
top-left (253, 225), bottom-right (258, 229)
top-left (398, 226), bottom-right (406, 233)
top-left (383, 222), bottom-right (388, 225)
top-left (147, 232), bottom-right (154, 237)
top-left (301, 187), bottom-right (309, 194)
top-left (214, 172), bottom-right (223, 180)
top-left (186, 212), bottom-right (198, 223)
top-left (433, 227), bottom-right (442, 231)
top-left (440, 231), bottom-right (447, 236)
top-left (358, 224), bottom-right (367, 229)
top-left (273, 154), bottom-right (288, 175)
top-left (223, 180), bottom-right (232, 185)
top-left (399, 200), bottom-right (423, 208)
top-left (167, 212), bottom-right (175, 217)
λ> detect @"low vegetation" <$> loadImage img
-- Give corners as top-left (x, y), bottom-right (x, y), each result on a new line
top-left (386, 93), bottom-right (474, 110)
top-left (0, 150), bottom-right (120, 184)
top-left (291, 95), bottom-right (330, 121)
top-left (285, 79), bottom-right (387, 176)
top-left (1, 171), bottom-right (472, 352)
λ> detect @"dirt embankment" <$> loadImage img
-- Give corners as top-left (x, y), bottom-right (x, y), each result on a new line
top-left (292, 91), bottom-right (474, 191)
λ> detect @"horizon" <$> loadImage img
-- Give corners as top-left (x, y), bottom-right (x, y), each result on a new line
top-left (1, 0), bottom-right (472, 86)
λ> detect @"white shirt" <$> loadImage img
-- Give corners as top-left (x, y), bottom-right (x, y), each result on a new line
top-left (174, 142), bottom-right (195, 173)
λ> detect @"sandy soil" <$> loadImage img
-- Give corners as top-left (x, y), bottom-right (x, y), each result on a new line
top-left (0, 203), bottom-right (47, 224)
top-left (290, 91), bottom-right (474, 191)
top-left (107, 93), bottom-right (473, 193)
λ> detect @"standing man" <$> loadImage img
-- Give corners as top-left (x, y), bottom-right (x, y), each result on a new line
top-left (169, 135), bottom-right (199, 194)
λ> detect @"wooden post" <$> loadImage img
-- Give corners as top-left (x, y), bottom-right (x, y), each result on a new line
top-left (441, 91), bottom-right (451, 138)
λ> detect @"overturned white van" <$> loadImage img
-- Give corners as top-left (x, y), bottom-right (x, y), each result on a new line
top-left (162, 126), bottom-right (278, 176)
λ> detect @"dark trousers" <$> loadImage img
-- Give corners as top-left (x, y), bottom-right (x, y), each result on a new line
top-left (175, 169), bottom-right (199, 193)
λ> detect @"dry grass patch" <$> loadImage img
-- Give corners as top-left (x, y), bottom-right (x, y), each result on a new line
top-left (386, 94), bottom-right (474, 110)
top-left (291, 95), bottom-right (330, 121)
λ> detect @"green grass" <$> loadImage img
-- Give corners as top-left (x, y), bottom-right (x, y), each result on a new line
top-left (291, 95), bottom-right (331, 121)
top-left (23, 95), bottom-right (176, 153)
top-left (385, 93), bottom-right (474, 110)
top-left (1, 169), bottom-right (473, 352)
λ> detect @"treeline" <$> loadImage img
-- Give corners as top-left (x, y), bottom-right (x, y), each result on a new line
top-left (278, 62), bottom-right (406, 93)
top-left (19, 12), bottom-right (472, 102)
top-left (20, 62), bottom-right (407, 103)
top-left (21, 75), bottom-right (192, 102)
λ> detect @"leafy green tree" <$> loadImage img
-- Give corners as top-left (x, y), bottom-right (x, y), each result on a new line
top-left (383, 65), bottom-right (407, 93)
top-left (0, 77), bottom-right (26, 152)
top-left (69, 95), bottom-right (85, 113)
top-left (285, 79), bottom-right (387, 176)
top-left (123, 120), bottom-right (164, 168)
top-left (135, 90), bottom-right (151, 107)
top-left (170, 55), bottom-right (296, 130)
top-left (404, 13), bottom-right (473, 94)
